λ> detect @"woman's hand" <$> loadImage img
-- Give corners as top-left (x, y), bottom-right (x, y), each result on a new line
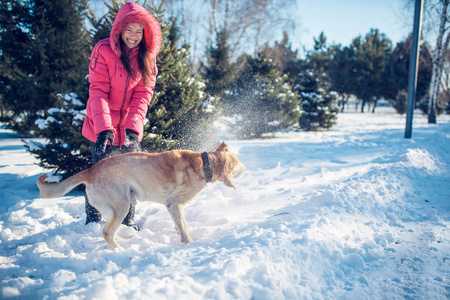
top-left (93, 130), bottom-right (115, 155)
top-left (125, 129), bottom-right (141, 152)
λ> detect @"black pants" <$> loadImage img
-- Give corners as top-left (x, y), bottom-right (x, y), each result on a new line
top-left (85, 143), bottom-right (137, 228)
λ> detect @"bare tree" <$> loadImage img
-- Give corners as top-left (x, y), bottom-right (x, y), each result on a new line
top-left (440, 50), bottom-right (450, 103)
top-left (424, 0), bottom-right (450, 123)
top-left (209, 0), bottom-right (219, 46)
top-left (162, 0), bottom-right (296, 63)
top-left (222, 0), bottom-right (297, 56)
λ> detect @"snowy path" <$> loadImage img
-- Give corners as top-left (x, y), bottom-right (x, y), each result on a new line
top-left (0, 108), bottom-right (449, 299)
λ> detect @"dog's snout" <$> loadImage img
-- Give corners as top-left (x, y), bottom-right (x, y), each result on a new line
top-left (233, 163), bottom-right (246, 179)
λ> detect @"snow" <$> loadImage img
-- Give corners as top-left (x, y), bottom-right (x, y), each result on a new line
top-left (57, 93), bottom-right (84, 108)
top-left (1, 107), bottom-right (450, 299)
top-left (47, 108), bottom-right (61, 115)
top-left (35, 119), bottom-right (46, 130)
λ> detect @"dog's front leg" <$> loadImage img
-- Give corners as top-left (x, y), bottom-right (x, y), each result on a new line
top-left (166, 201), bottom-right (193, 244)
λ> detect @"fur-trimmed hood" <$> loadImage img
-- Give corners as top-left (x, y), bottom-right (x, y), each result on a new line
top-left (110, 2), bottom-right (162, 58)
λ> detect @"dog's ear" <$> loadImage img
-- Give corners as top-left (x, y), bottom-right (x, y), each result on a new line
top-left (215, 141), bottom-right (229, 152)
top-left (222, 173), bottom-right (236, 189)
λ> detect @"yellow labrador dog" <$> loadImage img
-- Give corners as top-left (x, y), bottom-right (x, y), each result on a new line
top-left (37, 141), bottom-right (245, 250)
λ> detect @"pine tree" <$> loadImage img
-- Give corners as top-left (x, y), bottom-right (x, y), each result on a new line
top-left (25, 93), bottom-right (91, 177)
top-left (142, 7), bottom-right (219, 152)
top-left (261, 31), bottom-right (301, 78)
top-left (88, 0), bottom-right (120, 45)
top-left (392, 90), bottom-right (408, 115)
top-left (328, 44), bottom-right (355, 112)
top-left (350, 29), bottom-right (392, 113)
top-left (25, 2), bottom-right (219, 177)
top-left (202, 29), bottom-right (235, 98)
top-left (330, 29), bottom-right (392, 113)
top-left (0, 0), bottom-right (90, 132)
top-left (227, 52), bottom-right (300, 139)
top-left (295, 69), bottom-right (339, 131)
top-left (388, 36), bottom-right (433, 114)
top-left (292, 32), bottom-right (338, 131)
top-left (308, 32), bottom-right (331, 73)
top-left (167, 16), bottom-right (181, 45)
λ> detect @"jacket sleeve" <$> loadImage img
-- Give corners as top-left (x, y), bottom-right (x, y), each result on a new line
top-left (124, 72), bottom-right (156, 141)
top-left (87, 43), bottom-right (114, 135)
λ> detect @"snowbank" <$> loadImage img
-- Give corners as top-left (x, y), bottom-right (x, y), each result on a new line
top-left (1, 108), bottom-right (449, 299)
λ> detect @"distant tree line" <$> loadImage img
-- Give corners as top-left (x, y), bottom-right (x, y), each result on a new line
top-left (0, 0), bottom-right (448, 176)
top-left (160, 0), bottom-right (449, 119)
top-left (204, 26), bottom-right (436, 116)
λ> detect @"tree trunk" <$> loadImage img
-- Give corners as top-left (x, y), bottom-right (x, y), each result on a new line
top-left (208, 0), bottom-right (219, 47)
top-left (372, 99), bottom-right (378, 113)
top-left (428, 0), bottom-right (449, 124)
top-left (224, 0), bottom-right (231, 30)
top-left (340, 97), bottom-right (346, 112)
top-left (341, 94), bottom-right (350, 112)
top-left (254, 1), bottom-right (267, 53)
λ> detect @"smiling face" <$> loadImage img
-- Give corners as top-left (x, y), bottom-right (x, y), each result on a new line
top-left (121, 22), bottom-right (144, 49)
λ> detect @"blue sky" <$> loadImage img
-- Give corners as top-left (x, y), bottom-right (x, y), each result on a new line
top-left (89, 0), bottom-right (416, 59)
top-left (294, 0), bottom-right (414, 52)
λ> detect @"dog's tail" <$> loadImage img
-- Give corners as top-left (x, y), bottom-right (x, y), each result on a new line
top-left (37, 170), bottom-right (89, 198)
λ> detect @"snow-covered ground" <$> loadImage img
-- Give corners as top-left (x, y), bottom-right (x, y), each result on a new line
top-left (1, 107), bottom-right (449, 299)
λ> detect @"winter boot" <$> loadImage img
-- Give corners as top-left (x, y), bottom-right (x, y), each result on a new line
top-left (85, 194), bottom-right (102, 225)
top-left (122, 203), bottom-right (139, 231)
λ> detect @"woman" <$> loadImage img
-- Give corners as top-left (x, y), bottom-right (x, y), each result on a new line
top-left (82, 3), bottom-right (162, 229)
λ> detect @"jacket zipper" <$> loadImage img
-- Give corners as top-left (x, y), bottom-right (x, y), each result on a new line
top-left (118, 50), bottom-right (134, 146)
top-left (118, 70), bottom-right (131, 146)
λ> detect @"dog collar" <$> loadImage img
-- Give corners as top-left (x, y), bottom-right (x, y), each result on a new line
top-left (201, 152), bottom-right (213, 183)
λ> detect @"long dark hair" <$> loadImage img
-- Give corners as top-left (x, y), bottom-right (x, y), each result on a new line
top-left (119, 29), bottom-right (155, 86)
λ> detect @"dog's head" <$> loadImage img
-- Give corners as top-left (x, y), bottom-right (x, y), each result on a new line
top-left (213, 141), bottom-right (246, 189)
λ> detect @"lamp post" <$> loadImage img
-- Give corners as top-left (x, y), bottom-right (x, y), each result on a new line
top-left (405, 0), bottom-right (424, 139)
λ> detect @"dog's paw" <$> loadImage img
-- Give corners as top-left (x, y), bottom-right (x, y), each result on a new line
top-left (181, 237), bottom-right (193, 245)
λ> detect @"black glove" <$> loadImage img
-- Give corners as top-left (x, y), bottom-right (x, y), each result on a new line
top-left (125, 129), bottom-right (141, 152)
top-left (93, 130), bottom-right (115, 155)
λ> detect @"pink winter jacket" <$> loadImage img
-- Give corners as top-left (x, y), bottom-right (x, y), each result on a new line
top-left (82, 3), bottom-right (162, 145)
